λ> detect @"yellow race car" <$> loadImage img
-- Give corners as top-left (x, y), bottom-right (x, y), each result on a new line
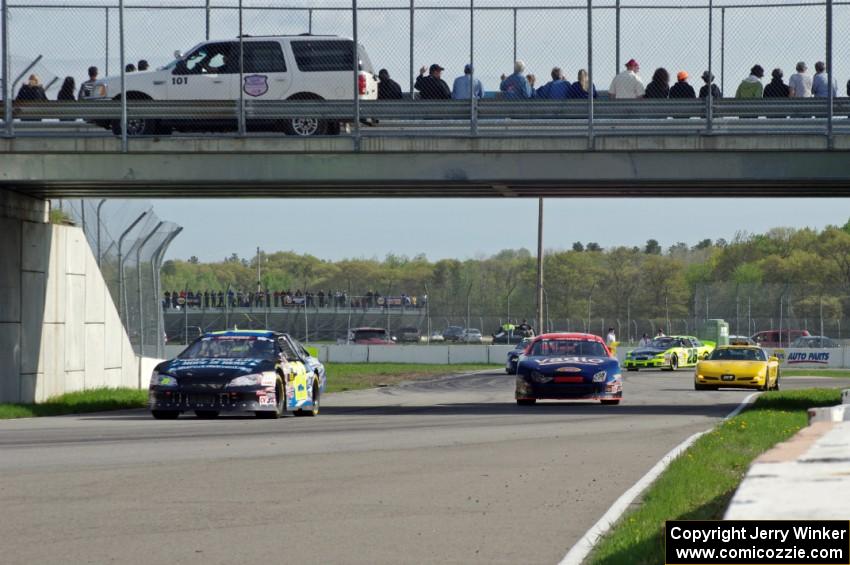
top-left (694, 345), bottom-right (780, 391)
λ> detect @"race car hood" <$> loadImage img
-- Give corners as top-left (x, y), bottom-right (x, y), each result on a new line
top-left (155, 357), bottom-right (275, 383)
top-left (630, 347), bottom-right (667, 356)
top-left (520, 355), bottom-right (619, 377)
top-left (696, 360), bottom-right (766, 377)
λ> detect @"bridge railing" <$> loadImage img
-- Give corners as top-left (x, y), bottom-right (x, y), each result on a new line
top-left (6, 98), bottom-right (850, 137)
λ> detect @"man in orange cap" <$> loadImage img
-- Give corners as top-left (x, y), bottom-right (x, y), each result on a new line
top-left (670, 70), bottom-right (696, 98)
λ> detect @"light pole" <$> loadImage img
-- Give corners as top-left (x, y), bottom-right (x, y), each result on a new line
top-left (536, 197), bottom-right (544, 337)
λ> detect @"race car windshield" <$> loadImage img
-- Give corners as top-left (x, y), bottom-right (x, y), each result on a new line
top-left (530, 339), bottom-right (607, 357)
top-left (709, 348), bottom-right (766, 361)
top-left (649, 337), bottom-right (683, 349)
top-left (179, 337), bottom-right (275, 360)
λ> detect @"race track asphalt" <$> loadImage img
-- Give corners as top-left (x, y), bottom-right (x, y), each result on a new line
top-left (0, 371), bottom-right (839, 565)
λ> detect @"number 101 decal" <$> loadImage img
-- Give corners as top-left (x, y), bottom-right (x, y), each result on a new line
top-left (172, 77), bottom-right (188, 85)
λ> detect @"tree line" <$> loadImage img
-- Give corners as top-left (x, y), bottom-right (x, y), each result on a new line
top-left (161, 220), bottom-right (850, 325)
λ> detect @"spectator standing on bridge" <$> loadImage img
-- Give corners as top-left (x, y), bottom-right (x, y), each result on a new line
top-left (16, 74), bottom-right (48, 103)
top-left (57, 77), bottom-right (76, 101)
top-left (500, 61), bottom-right (533, 100)
top-left (763, 68), bottom-right (790, 98)
top-left (535, 67), bottom-right (571, 100)
top-left (735, 65), bottom-right (764, 98)
top-left (415, 64), bottom-right (451, 100)
top-left (608, 59), bottom-right (644, 99)
top-left (570, 69), bottom-right (597, 99)
top-left (452, 64), bottom-right (483, 100)
top-left (137, 59), bottom-right (149, 71)
top-left (788, 62), bottom-right (812, 97)
top-left (643, 68), bottom-right (670, 99)
top-left (78, 66), bottom-right (98, 99)
top-left (377, 69), bottom-right (403, 100)
top-left (812, 61), bottom-right (837, 98)
top-left (125, 63), bottom-right (136, 73)
top-left (698, 71), bottom-right (722, 99)
top-left (669, 71), bottom-right (696, 99)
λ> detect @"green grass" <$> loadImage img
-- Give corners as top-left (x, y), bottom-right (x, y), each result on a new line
top-left (0, 388), bottom-right (148, 419)
top-left (325, 363), bottom-right (497, 393)
top-left (589, 388), bottom-right (842, 565)
top-left (783, 368), bottom-right (850, 378)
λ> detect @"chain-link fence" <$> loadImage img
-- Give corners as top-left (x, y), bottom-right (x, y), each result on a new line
top-left (59, 199), bottom-right (182, 357)
top-left (1, 1), bottom-right (847, 142)
top-left (160, 281), bottom-right (850, 346)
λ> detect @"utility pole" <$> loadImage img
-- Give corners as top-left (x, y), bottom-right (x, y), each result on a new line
top-left (256, 246), bottom-right (261, 292)
top-left (536, 197), bottom-right (544, 334)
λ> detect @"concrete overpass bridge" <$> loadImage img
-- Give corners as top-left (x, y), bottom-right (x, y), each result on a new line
top-left (3, 128), bottom-right (850, 198)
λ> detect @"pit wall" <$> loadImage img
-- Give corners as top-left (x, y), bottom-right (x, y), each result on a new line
top-left (615, 346), bottom-right (850, 369)
top-left (0, 190), bottom-right (153, 403)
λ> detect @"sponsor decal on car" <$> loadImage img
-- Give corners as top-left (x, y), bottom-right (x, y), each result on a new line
top-left (537, 356), bottom-right (606, 366)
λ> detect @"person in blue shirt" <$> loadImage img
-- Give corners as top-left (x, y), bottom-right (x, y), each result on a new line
top-left (452, 64), bottom-right (483, 100)
top-left (500, 60), bottom-right (533, 100)
top-left (569, 69), bottom-right (598, 99)
top-left (535, 67), bottom-right (572, 100)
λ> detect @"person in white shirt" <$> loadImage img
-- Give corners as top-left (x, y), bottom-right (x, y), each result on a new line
top-left (788, 61), bottom-right (812, 97)
top-left (606, 327), bottom-right (617, 345)
top-left (638, 333), bottom-right (650, 347)
top-left (608, 58), bottom-right (645, 99)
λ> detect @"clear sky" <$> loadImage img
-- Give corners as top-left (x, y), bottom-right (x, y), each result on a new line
top-left (153, 198), bottom-right (850, 262)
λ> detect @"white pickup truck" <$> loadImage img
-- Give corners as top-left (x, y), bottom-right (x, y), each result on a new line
top-left (82, 34), bottom-right (379, 136)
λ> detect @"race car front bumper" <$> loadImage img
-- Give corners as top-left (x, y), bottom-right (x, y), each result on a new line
top-left (515, 376), bottom-right (622, 400)
top-left (149, 388), bottom-right (279, 412)
top-left (624, 358), bottom-right (669, 369)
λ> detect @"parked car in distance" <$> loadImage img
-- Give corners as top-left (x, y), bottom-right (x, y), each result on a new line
top-left (463, 328), bottom-right (483, 343)
top-left (751, 329), bottom-right (810, 348)
top-left (791, 335), bottom-right (839, 348)
top-left (442, 326), bottom-right (465, 342)
top-left (351, 327), bottom-right (394, 344)
top-left (396, 326), bottom-right (421, 343)
top-left (429, 330), bottom-right (445, 343)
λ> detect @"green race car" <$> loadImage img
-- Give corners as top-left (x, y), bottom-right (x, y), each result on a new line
top-left (624, 335), bottom-right (714, 371)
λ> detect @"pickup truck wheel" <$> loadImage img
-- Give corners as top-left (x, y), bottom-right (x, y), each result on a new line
top-left (283, 117), bottom-right (328, 136)
top-left (111, 117), bottom-right (159, 136)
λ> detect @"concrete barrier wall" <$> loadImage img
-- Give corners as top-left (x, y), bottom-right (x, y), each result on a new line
top-left (0, 190), bottom-right (142, 403)
top-left (311, 344), bottom-right (510, 364)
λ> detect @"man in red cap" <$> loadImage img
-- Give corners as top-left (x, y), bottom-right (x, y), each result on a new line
top-left (609, 58), bottom-right (645, 99)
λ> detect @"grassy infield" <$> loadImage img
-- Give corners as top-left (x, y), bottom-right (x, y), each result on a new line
top-left (0, 366), bottom-right (844, 564)
top-left (0, 363), bottom-right (494, 419)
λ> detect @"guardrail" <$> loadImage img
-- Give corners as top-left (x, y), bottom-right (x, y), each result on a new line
top-left (4, 99), bottom-right (850, 140)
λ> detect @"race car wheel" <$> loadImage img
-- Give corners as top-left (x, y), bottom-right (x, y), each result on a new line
top-left (194, 410), bottom-right (219, 419)
top-left (151, 410), bottom-right (179, 420)
top-left (626, 367), bottom-right (638, 372)
top-left (760, 373), bottom-right (771, 391)
top-left (295, 382), bottom-right (320, 417)
top-left (516, 399), bottom-right (536, 406)
top-left (694, 383), bottom-right (711, 391)
top-left (774, 369), bottom-right (781, 391)
top-left (255, 379), bottom-right (284, 419)
top-left (600, 399), bottom-right (620, 405)
top-left (667, 355), bottom-right (678, 371)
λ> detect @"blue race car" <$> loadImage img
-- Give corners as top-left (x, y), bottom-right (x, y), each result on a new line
top-left (515, 332), bottom-right (622, 405)
top-left (149, 330), bottom-right (326, 419)
top-left (505, 338), bottom-right (533, 373)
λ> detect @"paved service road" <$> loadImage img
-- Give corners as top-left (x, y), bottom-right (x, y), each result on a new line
top-left (0, 372), bottom-right (838, 565)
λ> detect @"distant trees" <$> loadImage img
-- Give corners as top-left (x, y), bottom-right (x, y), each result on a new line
top-left (160, 222), bottom-right (850, 327)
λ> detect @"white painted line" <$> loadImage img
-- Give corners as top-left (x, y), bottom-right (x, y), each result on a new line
top-left (559, 392), bottom-right (760, 565)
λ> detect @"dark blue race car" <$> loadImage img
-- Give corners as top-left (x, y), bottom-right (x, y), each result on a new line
top-left (515, 333), bottom-right (622, 405)
top-left (149, 330), bottom-right (326, 420)
top-left (505, 338), bottom-right (533, 373)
